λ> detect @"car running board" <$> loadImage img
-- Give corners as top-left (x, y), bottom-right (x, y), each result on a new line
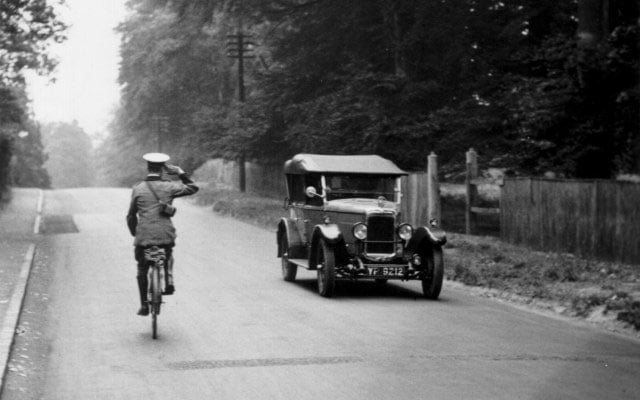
top-left (288, 258), bottom-right (311, 269)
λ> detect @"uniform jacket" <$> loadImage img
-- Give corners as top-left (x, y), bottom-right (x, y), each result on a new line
top-left (126, 173), bottom-right (199, 246)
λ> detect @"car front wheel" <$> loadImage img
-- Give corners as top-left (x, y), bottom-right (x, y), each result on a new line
top-left (316, 238), bottom-right (336, 297)
top-left (422, 246), bottom-right (444, 300)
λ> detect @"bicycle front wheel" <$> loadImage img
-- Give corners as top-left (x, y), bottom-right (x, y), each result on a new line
top-left (152, 310), bottom-right (158, 339)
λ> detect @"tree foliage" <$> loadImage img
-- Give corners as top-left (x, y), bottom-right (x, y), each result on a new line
top-left (12, 120), bottom-right (51, 188)
top-left (0, 86), bottom-right (51, 192)
top-left (112, 1), bottom-right (237, 169)
top-left (0, 0), bottom-right (67, 84)
top-left (106, 0), bottom-right (639, 183)
top-left (42, 121), bottom-right (94, 188)
top-left (0, 0), bottom-right (66, 195)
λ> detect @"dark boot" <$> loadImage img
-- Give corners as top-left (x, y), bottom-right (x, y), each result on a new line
top-left (137, 276), bottom-right (149, 316)
top-left (163, 257), bottom-right (175, 295)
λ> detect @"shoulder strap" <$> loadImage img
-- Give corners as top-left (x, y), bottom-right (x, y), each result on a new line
top-left (145, 181), bottom-right (164, 204)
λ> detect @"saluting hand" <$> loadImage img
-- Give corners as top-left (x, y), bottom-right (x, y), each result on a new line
top-left (164, 164), bottom-right (185, 176)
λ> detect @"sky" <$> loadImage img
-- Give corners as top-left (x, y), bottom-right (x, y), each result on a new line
top-left (26, 0), bottom-right (127, 138)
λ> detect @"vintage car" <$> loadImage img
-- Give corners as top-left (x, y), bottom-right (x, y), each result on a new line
top-left (277, 153), bottom-right (446, 298)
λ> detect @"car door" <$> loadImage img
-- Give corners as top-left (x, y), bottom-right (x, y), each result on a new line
top-left (301, 173), bottom-right (324, 245)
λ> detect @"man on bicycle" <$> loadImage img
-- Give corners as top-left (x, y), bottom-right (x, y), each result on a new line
top-left (126, 153), bottom-right (199, 316)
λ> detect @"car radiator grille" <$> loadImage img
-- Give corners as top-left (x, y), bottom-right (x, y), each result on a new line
top-left (366, 215), bottom-right (395, 254)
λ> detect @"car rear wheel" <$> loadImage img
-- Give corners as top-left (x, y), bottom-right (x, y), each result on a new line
top-left (316, 238), bottom-right (336, 297)
top-left (280, 235), bottom-right (297, 282)
top-left (422, 246), bottom-right (444, 300)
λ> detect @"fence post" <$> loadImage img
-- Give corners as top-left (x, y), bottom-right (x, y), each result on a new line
top-left (427, 152), bottom-right (441, 224)
top-left (407, 174), bottom-right (419, 227)
top-left (238, 153), bottom-right (246, 192)
top-left (465, 148), bottom-right (478, 234)
top-left (589, 180), bottom-right (599, 259)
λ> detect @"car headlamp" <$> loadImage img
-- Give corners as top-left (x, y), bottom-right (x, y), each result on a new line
top-left (352, 223), bottom-right (368, 240)
top-left (397, 223), bottom-right (413, 241)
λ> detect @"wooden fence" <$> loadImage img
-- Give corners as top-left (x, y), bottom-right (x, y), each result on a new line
top-left (501, 177), bottom-right (640, 264)
top-left (194, 157), bottom-right (440, 227)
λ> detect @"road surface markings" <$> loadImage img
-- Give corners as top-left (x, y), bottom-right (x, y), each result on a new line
top-left (166, 356), bottom-right (364, 371)
top-left (33, 189), bottom-right (44, 234)
top-left (407, 353), bottom-right (640, 364)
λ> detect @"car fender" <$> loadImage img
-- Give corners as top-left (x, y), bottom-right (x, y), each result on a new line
top-left (406, 225), bottom-right (447, 254)
top-left (314, 224), bottom-right (342, 243)
top-left (309, 224), bottom-right (347, 269)
top-left (277, 218), bottom-right (306, 258)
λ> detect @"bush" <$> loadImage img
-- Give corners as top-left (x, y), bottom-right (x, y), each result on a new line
top-left (572, 293), bottom-right (607, 317)
top-left (617, 302), bottom-right (640, 330)
top-left (193, 185), bottom-right (286, 229)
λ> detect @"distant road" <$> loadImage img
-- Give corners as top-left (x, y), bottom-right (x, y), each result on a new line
top-left (2, 188), bottom-right (640, 400)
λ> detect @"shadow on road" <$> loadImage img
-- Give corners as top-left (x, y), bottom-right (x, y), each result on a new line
top-left (290, 278), bottom-right (457, 303)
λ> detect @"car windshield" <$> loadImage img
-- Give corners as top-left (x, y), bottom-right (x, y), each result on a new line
top-left (324, 174), bottom-right (397, 201)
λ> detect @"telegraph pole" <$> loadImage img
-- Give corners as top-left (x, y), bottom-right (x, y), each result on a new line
top-left (226, 32), bottom-right (254, 101)
top-left (226, 20), bottom-right (255, 192)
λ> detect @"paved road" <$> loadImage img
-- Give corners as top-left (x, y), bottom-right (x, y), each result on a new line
top-left (2, 188), bottom-right (640, 400)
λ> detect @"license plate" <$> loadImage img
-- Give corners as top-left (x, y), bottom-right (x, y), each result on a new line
top-left (368, 266), bottom-right (405, 276)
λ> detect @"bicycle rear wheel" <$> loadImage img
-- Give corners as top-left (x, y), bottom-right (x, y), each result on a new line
top-left (150, 265), bottom-right (162, 339)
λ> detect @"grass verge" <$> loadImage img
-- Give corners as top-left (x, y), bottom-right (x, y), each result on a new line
top-left (192, 184), bottom-right (640, 333)
top-left (191, 184), bottom-right (286, 228)
top-left (445, 234), bottom-right (640, 331)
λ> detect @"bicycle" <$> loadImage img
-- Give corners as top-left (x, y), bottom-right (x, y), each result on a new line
top-left (143, 246), bottom-right (166, 339)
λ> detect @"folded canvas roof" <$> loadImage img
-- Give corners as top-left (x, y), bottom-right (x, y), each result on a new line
top-left (284, 154), bottom-right (407, 175)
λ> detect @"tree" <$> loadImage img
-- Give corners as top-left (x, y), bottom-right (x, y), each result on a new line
top-left (498, 1), bottom-right (640, 177)
top-left (105, 0), bottom-right (257, 180)
top-left (0, 86), bottom-right (51, 194)
top-left (42, 121), bottom-right (94, 188)
top-left (12, 121), bottom-right (51, 188)
top-left (0, 0), bottom-right (66, 196)
top-left (0, 0), bottom-right (67, 84)
top-left (94, 107), bottom-right (148, 187)
top-left (116, 1), bottom-right (235, 152)
top-left (238, 1), bottom-right (529, 168)
top-left (108, 0), bottom-right (639, 184)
